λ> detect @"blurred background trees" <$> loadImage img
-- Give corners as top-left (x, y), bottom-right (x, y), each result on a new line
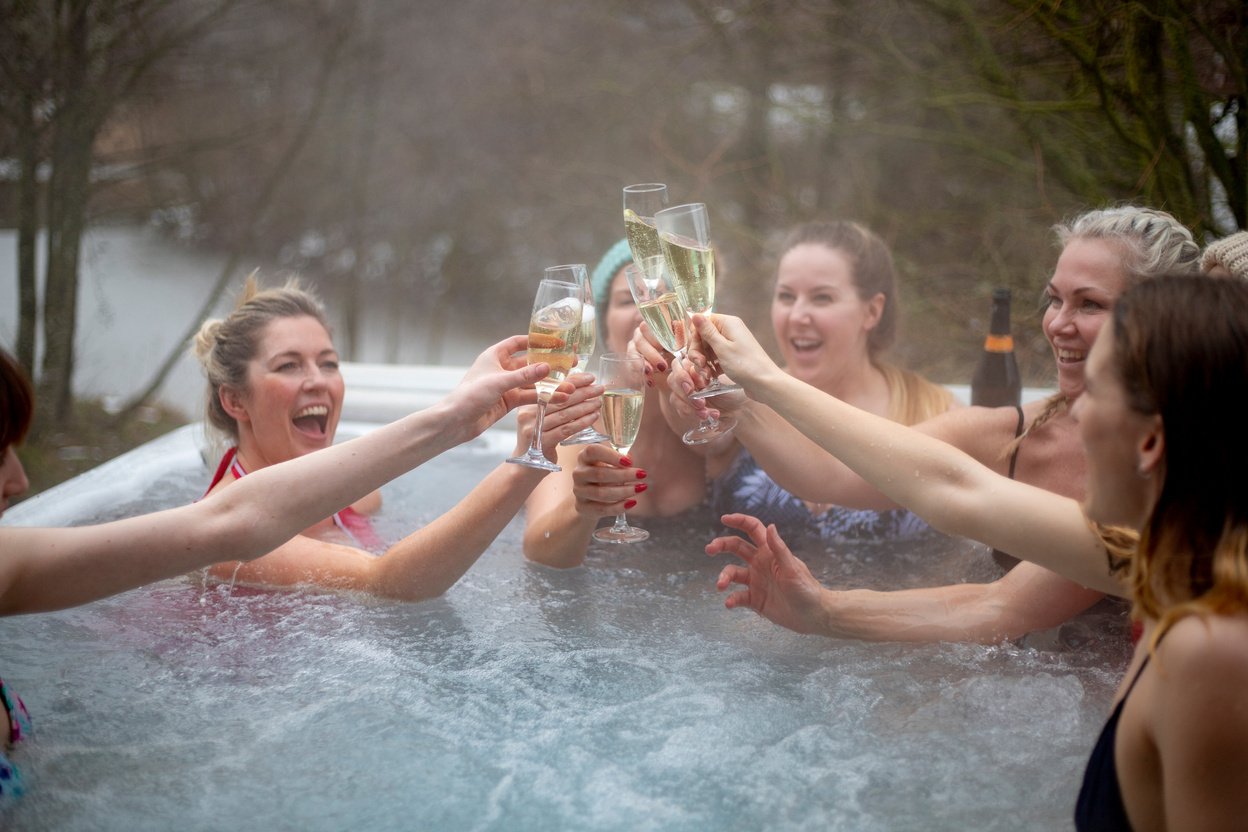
top-left (1, 0), bottom-right (1242, 432)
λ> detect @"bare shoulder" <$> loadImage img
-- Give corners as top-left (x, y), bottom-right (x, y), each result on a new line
top-left (1158, 613), bottom-right (1248, 680)
top-left (912, 404), bottom-right (1025, 468)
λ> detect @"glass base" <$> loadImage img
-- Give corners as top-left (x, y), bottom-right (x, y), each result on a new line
top-left (592, 524), bottom-right (650, 544)
top-left (505, 451), bottom-right (561, 472)
top-left (682, 414), bottom-right (735, 446)
top-left (559, 427), bottom-right (611, 446)
top-left (689, 379), bottom-right (743, 400)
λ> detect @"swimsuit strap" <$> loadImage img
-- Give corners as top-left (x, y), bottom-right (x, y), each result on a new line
top-left (201, 447), bottom-right (240, 498)
top-left (1006, 404), bottom-right (1025, 480)
top-left (215, 448), bottom-right (383, 551)
top-left (0, 678), bottom-right (31, 745)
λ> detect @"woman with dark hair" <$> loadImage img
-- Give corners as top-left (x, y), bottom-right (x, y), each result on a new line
top-left (697, 273), bottom-right (1248, 828)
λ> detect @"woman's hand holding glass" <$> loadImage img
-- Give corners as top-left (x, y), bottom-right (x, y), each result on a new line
top-left (568, 442), bottom-right (648, 519)
top-left (506, 274), bottom-right (584, 472)
top-left (591, 352), bottom-right (649, 543)
top-left (513, 372), bottom-right (604, 463)
top-left (686, 311), bottom-right (784, 391)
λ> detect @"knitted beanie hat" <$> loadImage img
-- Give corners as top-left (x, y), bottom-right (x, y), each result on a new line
top-left (1201, 231), bottom-right (1248, 280)
top-left (590, 238), bottom-right (634, 324)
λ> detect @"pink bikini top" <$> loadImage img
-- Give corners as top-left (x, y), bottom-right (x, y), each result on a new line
top-left (203, 448), bottom-right (385, 552)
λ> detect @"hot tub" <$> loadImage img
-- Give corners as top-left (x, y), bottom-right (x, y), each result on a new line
top-left (0, 415), bottom-right (1128, 831)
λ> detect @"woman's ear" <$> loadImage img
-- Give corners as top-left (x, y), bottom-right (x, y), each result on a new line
top-left (1136, 414), bottom-right (1164, 478)
top-left (219, 386), bottom-right (250, 424)
top-left (862, 292), bottom-right (886, 332)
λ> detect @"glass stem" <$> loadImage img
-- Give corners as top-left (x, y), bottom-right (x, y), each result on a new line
top-left (528, 398), bottom-right (549, 457)
top-left (611, 512), bottom-right (631, 532)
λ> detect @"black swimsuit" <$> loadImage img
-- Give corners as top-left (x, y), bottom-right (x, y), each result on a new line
top-left (990, 405), bottom-right (1026, 570)
top-left (1074, 647), bottom-right (1155, 830)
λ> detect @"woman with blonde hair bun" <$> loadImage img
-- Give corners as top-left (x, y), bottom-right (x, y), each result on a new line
top-left (193, 273), bottom-right (601, 599)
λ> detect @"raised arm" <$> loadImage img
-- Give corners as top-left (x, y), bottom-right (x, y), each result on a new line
top-left (694, 314), bottom-right (1121, 594)
top-left (205, 373), bottom-right (603, 599)
top-left (0, 336), bottom-right (554, 615)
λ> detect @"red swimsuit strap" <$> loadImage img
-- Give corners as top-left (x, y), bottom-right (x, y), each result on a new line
top-left (206, 448), bottom-right (383, 551)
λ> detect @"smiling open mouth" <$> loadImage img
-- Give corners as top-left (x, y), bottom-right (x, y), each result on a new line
top-left (1056, 348), bottom-right (1087, 364)
top-left (790, 338), bottom-right (823, 354)
top-left (292, 405), bottom-right (329, 437)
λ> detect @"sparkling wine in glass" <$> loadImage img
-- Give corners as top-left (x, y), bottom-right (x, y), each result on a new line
top-left (591, 353), bottom-right (649, 544)
top-left (623, 183), bottom-right (668, 270)
top-left (559, 264), bottom-right (610, 446)
top-left (625, 257), bottom-right (688, 358)
top-left (506, 276), bottom-right (582, 472)
top-left (625, 257), bottom-right (728, 445)
top-left (653, 202), bottom-right (739, 443)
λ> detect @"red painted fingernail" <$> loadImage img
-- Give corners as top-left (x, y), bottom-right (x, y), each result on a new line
top-left (624, 499), bottom-right (638, 509)
top-left (635, 469), bottom-right (647, 480)
top-left (619, 456), bottom-right (632, 467)
top-left (657, 362), bottom-right (667, 372)
top-left (635, 483), bottom-right (647, 493)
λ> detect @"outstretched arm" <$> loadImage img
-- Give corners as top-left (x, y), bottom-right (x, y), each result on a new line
top-left (708, 514), bottom-right (1106, 642)
top-left (207, 373), bottom-right (603, 599)
top-left (0, 336), bottom-right (555, 615)
top-left (695, 314), bottom-right (1122, 595)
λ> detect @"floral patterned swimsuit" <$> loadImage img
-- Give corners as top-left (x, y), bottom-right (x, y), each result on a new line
top-left (709, 448), bottom-right (932, 545)
top-left (0, 677), bottom-right (32, 810)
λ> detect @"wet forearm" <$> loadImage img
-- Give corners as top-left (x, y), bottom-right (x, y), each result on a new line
top-left (820, 584), bottom-right (1022, 644)
top-left (372, 462), bottom-right (545, 600)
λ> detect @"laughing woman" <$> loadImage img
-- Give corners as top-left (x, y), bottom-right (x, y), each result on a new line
top-left (194, 276), bottom-right (601, 599)
top-left (699, 273), bottom-right (1248, 829)
top-left (674, 206), bottom-right (1199, 643)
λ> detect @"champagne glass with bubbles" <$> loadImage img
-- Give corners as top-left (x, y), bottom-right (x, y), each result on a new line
top-left (623, 183), bottom-right (668, 270)
top-left (591, 353), bottom-right (649, 544)
top-left (625, 257), bottom-right (731, 445)
top-left (506, 275), bottom-right (582, 472)
top-left (559, 265), bottom-right (611, 446)
top-left (654, 202), bottom-right (739, 442)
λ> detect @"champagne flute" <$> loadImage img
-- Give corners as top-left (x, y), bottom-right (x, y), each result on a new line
top-left (624, 257), bottom-right (688, 361)
top-left (506, 276), bottom-right (582, 472)
top-left (653, 202), bottom-right (739, 442)
top-left (623, 183), bottom-right (668, 270)
top-left (625, 258), bottom-right (730, 445)
top-left (591, 353), bottom-right (649, 544)
top-left (560, 264), bottom-right (611, 445)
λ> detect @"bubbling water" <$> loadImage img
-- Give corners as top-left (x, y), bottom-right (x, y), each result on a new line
top-left (0, 428), bottom-right (1130, 831)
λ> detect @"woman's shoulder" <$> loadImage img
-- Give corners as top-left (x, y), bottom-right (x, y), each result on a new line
top-left (1159, 613), bottom-right (1248, 676)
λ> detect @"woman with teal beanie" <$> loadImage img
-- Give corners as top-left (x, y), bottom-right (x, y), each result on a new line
top-left (523, 240), bottom-right (709, 567)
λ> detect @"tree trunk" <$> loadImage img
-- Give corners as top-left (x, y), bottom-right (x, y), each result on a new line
top-left (38, 7), bottom-right (95, 427)
top-left (15, 87), bottom-right (41, 378)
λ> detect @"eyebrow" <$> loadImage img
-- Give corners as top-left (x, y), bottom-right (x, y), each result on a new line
top-left (1045, 282), bottom-right (1111, 297)
top-left (775, 282), bottom-right (837, 292)
top-left (268, 348), bottom-right (338, 362)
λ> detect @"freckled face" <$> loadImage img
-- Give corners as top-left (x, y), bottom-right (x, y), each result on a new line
top-left (1071, 320), bottom-right (1155, 528)
top-left (1042, 238), bottom-right (1130, 400)
top-left (0, 444), bottom-right (29, 518)
top-left (604, 268), bottom-right (643, 355)
top-left (771, 243), bottom-right (882, 388)
top-left (230, 315), bottom-right (344, 465)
